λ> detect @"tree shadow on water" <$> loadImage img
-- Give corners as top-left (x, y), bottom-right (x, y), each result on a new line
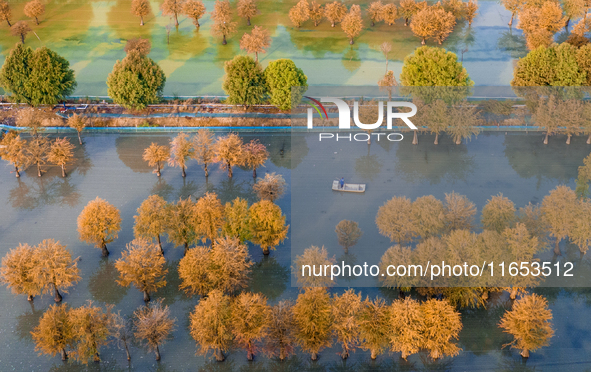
top-left (247, 256), bottom-right (290, 301)
top-left (88, 258), bottom-right (128, 305)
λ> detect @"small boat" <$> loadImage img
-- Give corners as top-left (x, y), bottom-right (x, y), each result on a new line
top-left (332, 180), bottom-right (366, 193)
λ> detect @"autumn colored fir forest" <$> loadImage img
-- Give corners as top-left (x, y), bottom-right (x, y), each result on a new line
top-left (3, 0), bottom-right (591, 370)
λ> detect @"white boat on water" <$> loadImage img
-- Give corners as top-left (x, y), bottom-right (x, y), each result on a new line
top-left (332, 180), bottom-right (366, 193)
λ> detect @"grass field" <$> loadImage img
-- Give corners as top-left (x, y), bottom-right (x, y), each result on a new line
top-left (0, 0), bottom-right (523, 96)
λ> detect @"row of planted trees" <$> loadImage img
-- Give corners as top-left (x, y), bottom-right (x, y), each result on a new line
top-left (144, 130), bottom-right (269, 178)
top-left (24, 282), bottom-right (554, 363)
top-left (290, 0), bottom-right (478, 45)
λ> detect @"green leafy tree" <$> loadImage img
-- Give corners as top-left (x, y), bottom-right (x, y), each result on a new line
top-left (231, 292), bottom-right (271, 360)
top-left (0, 44), bottom-right (76, 106)
top-left (77, 197), bottom-right (122, 257)
top-left (32, 304), bottom-right (75, 361)
top-left (189, 289), bottom-right (233, 361)
top-left (293, 287), bottom-right (333, 360)
top-left (106, 50), bottom-right (166, 110)
top-left (511, 43), bottom-right (586, 86)
top-left (134, 195), bottom-right (168, 253)
top-left (115, 239), bottom-right (167, 302)
top-left (400, 46), bottom-right (472, 86)
top-left (222, 55), bottom-right (266, 107)
top-left (249, 200), bottom-right (289, 255)
top-left (499, 294), bottom-right (554, 358)
top-left (264, 59), bottom-right (308, 111)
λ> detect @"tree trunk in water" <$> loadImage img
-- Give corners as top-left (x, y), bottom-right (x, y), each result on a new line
top-left (279, 347), bottom-right (286, 361)
top-left (61, 164), bottom-right (66, 178)
top-left (344, 246), bottom-right (349, 254)
top-left (399, 290), bottom-right (405, 299)
top-left (421, 38), bottom-right (425, 45)
top-left (350, 38), bottom-right (354, 45)
top-left (182, 166), bottom-right (186, 178)
top-left (247, 342), bottom-right (254, 361)
top-left (215, 349), bottom-right (225, 362)
top-left (20, 33), bottom-right (25, 43)
top-left (554, 238), bottom-right (561, 256)
top-left (157, 235), bottom-right (163, 255)
top-left (6, 20), bottom-right (11, 27)
top-left (184, 242), bottom-right (189, 256)
top-left (331, 21), bottom-right (335, 27)
top-left (263, 247), bottom-right (270, 255)
top-left (412, 130), bottom-right (418, 145)
top-left (521, 349), bottom-right (529, 358)
top-left (156, 164), bottom-right (161, 177)
top-left (434, 133), bottom-right (439, 145)
top-left (247, 17), bottom-right (251, 26)
top-left (587, 133), bottom-right (591, 144)
top-left (35, 17), bottom-right (39, 25)
top-left (567, 134), bottom-right (572, 144)
top-left (371, 20), bottom-right (375, 26)
top-left (401, 350), bottom-right (409, 360)
top-left (228, 162), bottom-right (233, 177)
top-left (78, 132), bottom-right (82, 145)
top-left (565, 17), bottom-right (570, 31)
top-left (28, 294), bottom-right (34, 302)
top-left (101, 243), bottom-right (110, 257)
top-left (124, 341), bottom-right (131, 361)
top-left (155, 345), bottom-right (161, 361)
top-left (405, 18), bottom-right (408, 26)
top-left (140, 16), bottom-right (144, 26)
top-left (544, 132), bottom-right (549, 145)
top-left (509, 13), bottom-right (514, 26)
top-left (37, 163), bottom-right (41, 177)
top-left (144, 290), bottom-right (150, 302)
top-left (341, 347), bottom-right (349, 359)
top-left (61, 349), bottom-right (67, 361)
top-left (370, 349), bottom-right (377, 360)
top-left (94, 352), bottom-right (100, 362)
top-left (204, 163), bottom-right (209, 177)
top-left (310, 352), bottom-right (318, 361)
top-left (174, 14), bottom-right (179, 26)
top-left (54, 285), bottom-right (63, 303)
top-left (15, 165), bottom-right (20, 178)
top-left (456, 137), bottom-right (462, 145)
top-left (222, 35), bottom-right (227, 45)
top-left (253, 168), bottom-right (257, 178)
top-left (510, 287), bottom-right (517, 300)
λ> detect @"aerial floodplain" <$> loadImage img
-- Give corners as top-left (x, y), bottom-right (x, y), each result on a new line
top-left (1, 0), bottom-right (591, 370)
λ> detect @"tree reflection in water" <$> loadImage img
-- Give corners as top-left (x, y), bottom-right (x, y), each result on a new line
top-left (88, 258), bottom-right (128, 305)
top-left (394, 137), bottom-right (475, 185)
top-left (9, 176), bottom-right (81, 210)
top-left (248, 256), bottom-right (289, 300)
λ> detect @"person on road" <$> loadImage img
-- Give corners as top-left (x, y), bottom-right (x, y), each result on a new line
top-left (340, 177), bottom-right (345, 189)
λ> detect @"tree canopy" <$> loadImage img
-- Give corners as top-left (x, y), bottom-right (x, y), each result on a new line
top-left (264, 59), bottom-right (308, 111)
top-left (0, 44), bottom-right (76, 106)
top-left (222, 55), bottom-right (266, 107)
top-left (400, 46), bottom-right (473, 86)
